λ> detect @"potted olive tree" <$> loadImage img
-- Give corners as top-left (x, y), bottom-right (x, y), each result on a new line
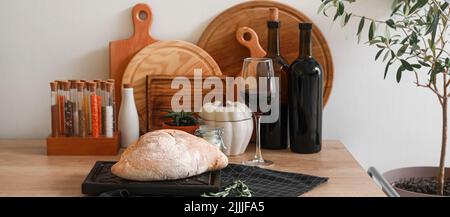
top-left (319, 0), bottom-right (449, 196)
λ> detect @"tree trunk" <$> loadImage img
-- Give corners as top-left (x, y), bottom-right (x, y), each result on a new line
top-left (438, 97), bottom-right (448, 196)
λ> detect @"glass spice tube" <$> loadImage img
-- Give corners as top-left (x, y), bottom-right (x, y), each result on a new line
top-left (107, 79), bottom-right (117, 132)
top-left (94, 80), bottom-right (101, 100)
top-left (63, 82), bottom-right (73, 137)
top-left (90, 83), bottom-right (99, 138)
top-left (70, 80), bottom-right (79, 136)
top-left (105, 82), bottom-right (114, 138)
top-left (94, 80), bottom-right (101, 134)
top-left (50, 82), bottom-right (59, 137)
top-left (101, 81), bottom-right (106, 135)
top-left (77, 82), bottom-right (86, 137)
top-left (93, 80), bottom-right (100, 97)
top-left (56, 81), bottom-right (65, 136)
top-left (97, 81), bottom-right (103, 135)
top-left (55, 81), bottom-right (60, 134)
top-left (84, 82), bottom-right (92, 135)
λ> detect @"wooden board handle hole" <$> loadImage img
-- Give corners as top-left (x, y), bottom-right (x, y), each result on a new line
top-left (138, 11), bottom-right (148, 22)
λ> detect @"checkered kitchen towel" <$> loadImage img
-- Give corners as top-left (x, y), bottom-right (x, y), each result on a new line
top-left (220, 164), bottom-right (328, 197)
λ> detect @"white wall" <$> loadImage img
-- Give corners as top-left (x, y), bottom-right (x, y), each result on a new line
top-left (0, 0), bottom-right (448, 172)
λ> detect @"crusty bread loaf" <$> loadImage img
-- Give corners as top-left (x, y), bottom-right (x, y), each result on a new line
top-left (111, 129), bottom-right (228, 181)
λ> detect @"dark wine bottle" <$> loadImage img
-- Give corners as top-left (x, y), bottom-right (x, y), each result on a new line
top-left (288, 23), bottom-right (323, 154)
top-left (260, 8), bottom-right (289, 150)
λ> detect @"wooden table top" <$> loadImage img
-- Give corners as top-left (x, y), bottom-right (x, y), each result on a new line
top-left (0, 140), bottom-right (385, 197)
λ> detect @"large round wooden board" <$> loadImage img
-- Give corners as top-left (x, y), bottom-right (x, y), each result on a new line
top-left (198, 0), bottom-right (334, 106)
top-left (122, 40), bottom-right (222, 133)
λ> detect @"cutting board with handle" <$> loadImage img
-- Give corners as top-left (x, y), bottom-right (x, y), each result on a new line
top-left (198, 0), bottom-right (334, 106)
top-left (110, 3), bottom-right (158, 109)
top-left (236, 26), bottom-right (266, 58)
top-left (236, 26), bottom-right (266, 142)
top-left (122, 40), bottom-right (222, 134)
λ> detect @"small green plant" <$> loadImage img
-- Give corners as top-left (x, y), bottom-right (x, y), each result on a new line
top-left (202, 180), bottom-right (253, 197)
top-left (163, 110), bottom-right (199, 127)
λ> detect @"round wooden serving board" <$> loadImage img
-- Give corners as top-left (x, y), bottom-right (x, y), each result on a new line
top-left (198, 0), bottom-right (334, 106)
top-left (122, 40), bottom-right (222, 133)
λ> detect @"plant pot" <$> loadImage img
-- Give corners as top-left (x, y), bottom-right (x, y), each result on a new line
top-left (383, 167), bottom-right (450, 197)
top-left (161, 122), bottom-right (200, 135)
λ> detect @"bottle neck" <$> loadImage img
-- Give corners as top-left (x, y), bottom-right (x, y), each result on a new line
top-left (122, 88), bottom-right (134, 103)
top-left (299, 29), bottom-right (312, 58)
top-left (267, 24), bottom-right (280, 56)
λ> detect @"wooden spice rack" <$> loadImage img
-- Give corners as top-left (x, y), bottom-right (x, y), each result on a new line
top-left (46, 133), bottom-right (121, 156)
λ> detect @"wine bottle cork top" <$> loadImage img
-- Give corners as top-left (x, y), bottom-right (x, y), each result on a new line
top-left (269, 8), bottom-right (279, 21)
top-left (50, 82), bottom-right (57, 91)
top-left (123, 83), bottom-right (133, 89)
top-left (93, 79), bottom-right (101, 83)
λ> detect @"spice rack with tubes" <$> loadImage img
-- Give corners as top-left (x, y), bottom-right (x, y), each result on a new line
top-left (46, 80), bottom-right (120, 156)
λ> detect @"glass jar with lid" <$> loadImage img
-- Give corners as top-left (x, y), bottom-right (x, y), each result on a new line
top-left (195, 126), bottom-right (226, 153)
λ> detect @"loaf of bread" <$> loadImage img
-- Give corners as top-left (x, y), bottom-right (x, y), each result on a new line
top-left (111, 129), bottom-right (228, 181)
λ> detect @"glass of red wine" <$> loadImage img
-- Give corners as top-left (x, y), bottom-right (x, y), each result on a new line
top-left (240, 58), bottom-right (276, 167)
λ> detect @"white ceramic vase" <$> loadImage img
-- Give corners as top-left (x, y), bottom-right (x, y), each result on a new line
top-left (118, 85), bottom-right (140, 148)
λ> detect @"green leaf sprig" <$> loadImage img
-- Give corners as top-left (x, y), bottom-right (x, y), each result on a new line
top-left (201, 180), bottom-right (253, 197)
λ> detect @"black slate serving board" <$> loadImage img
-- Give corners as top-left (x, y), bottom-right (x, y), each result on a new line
top-left (81, 161), bottom-right (221, 196)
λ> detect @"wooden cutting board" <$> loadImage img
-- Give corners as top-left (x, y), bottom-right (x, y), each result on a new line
top-left (236, 26), bottom-right (266, 58)
top-left (198, 0), bottom-right (334, 106)
top-left (146, 76), bottom-right (227, 131)
top-left (122, 40), bottom-right (222, 134)
top-left (110, 3), bottom-right (158, 109)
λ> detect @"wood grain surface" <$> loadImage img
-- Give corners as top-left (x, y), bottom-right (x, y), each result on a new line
top-left (109, 3), bottom-right (158, 110)
top-left (121, 41), bottom-right (222, 133)
top-left (0, 140), bottom-right (385, 197)
top-left (236, 26), bottom-right (267, 58)
top-left (46, 133), bottom-right (120, 156)
top-left (145, 76), bottom-right (227, 131)
top-left (198, 0), bottom-right (334, 106)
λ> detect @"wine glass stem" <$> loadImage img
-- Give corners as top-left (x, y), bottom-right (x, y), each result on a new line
top-left (254, 114), bottom-right (264, 161)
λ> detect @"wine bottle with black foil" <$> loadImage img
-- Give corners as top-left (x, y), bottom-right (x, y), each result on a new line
top-left (288, 23), bottom-right (323, 154)
top-left (260, 8), bottom-right (289, 150)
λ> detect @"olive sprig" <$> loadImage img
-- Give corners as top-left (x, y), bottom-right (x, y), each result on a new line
top-left (201, 180), bottom-right (253, 197)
